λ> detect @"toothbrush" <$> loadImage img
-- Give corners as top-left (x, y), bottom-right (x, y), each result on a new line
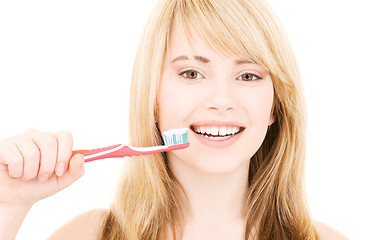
top-left (71, 128), bottom-right (189, 162)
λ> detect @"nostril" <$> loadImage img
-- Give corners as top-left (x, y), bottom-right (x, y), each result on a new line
top-left (205, 98), bottom-right (236, 111)
top-left (208, 106), bottom-right (234, 111)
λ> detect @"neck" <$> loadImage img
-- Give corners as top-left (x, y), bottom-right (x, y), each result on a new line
top-left (168, 159), bottom-right (250, 225)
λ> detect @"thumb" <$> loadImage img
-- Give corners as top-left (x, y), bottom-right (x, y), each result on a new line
top-left (56, 154), bottom-right (85, 190)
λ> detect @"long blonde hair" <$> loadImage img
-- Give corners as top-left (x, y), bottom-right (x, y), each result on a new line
top-left (100, 0), bottom-right (318, 239)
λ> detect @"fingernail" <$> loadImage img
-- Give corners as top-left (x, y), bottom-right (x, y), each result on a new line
top-left (39, 174), bottom-right (49, 182)
top-left (56, 163), bottom-right (66, 176)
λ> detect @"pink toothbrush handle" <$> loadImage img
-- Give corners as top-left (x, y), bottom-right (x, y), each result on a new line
top-left (72, 142), bottom-right (189, 163)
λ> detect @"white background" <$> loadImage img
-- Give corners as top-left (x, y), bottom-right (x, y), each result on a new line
top-left (0, 0), bottom-right (364, 239)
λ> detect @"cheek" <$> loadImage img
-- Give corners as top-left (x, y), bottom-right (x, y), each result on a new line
top-left (158, 80), bottom-right (196, 131)
top-left (241, 85), bottom-right (274, 125)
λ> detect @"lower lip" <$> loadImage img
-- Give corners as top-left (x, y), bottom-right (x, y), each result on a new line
top-left (191, 129), bottom-right (245, 148)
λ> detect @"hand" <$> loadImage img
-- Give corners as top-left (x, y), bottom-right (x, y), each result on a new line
top-left (0, 129), bottom-right (85, 207)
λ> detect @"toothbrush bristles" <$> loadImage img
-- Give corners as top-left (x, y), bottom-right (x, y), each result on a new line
top-left (162, 128), bottom-right (189, 146)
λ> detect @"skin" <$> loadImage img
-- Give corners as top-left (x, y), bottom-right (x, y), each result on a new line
top-left (158, 24), bottom-right (275, 239)
top-left (0, 129), bottom-right (86, 239)
top-left (0, 25), bottom-right (348, 240)
top-left (158, 24), bottom-right (348, 239)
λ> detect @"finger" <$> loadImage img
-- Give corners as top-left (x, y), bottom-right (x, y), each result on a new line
top-left (57, 154), bottom-right (85, 189)
top-left (0, 142), bottom-right (24, 178)
top-left (28, 130), bottom-right (57, 181)
top-left (68, 153), bottom-right (85, 178)
top-left (16, 136), bottom-right (40, 181)
top-left (50, 131), bottom-right (73, 177)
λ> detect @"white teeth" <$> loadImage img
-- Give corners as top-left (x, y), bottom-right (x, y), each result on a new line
top-left (211, 126), bottom-right (219, 135)
top-left (197, 126), bottom-right (204, 134)
top-left (193, 126), bottom-right (241, 136)
top-left (228, 127), bottom-right (233, 133)
top-left (219, 127), bottom-right (227, 136)
top-left (204, 135), bottom-right (231, 140)
top-left (196, 126), bottom-right (201, 134)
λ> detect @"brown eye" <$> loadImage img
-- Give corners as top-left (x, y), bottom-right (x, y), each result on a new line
top-left (180, 70), bottom-right (203, 80)
top-left (238, 73), bottom-right (262, 81)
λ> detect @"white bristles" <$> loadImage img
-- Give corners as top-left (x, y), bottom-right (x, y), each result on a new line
top-left (162, 128), bottom-right (189, 146)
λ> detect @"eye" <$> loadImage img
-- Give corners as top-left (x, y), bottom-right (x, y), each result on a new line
top-left (179, 70), bottom-right (204, 80)
top-left (237, 73), bottom-right (262, 81)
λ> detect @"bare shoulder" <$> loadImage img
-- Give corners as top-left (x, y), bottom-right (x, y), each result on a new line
top-left (313, 220), bottom-right (349, 240)
top-left (47, 208), bottom-right (109, 240)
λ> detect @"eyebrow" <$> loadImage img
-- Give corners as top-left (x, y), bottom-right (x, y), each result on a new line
top-left (170, 55), bottom-right (210, 63)
top-left (170, 55), bottom-right (255, 64)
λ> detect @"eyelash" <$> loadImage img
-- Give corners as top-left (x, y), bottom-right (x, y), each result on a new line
top-left (178, 69), bottom-right (262, 82)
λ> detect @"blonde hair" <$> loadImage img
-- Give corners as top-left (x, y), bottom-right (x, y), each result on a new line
top-left (100, 0), bottom-right (319, 239)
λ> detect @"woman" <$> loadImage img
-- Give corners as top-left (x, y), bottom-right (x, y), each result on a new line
top-left (0, 0), bottom-right (348, 239)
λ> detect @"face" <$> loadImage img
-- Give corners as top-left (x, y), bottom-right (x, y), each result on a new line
top-left (158, 25), bottom-right (275, 175)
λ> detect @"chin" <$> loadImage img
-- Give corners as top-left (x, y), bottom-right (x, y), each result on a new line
top-left (188, 155), bottom-right (250, 175)
top-left (167, 147), bottom-right (253, 176)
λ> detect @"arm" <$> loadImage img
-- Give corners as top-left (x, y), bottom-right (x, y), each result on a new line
top-left (47, 208), bottom-right (108, 240)
top-left (0, 205), bottom-right (31, 240)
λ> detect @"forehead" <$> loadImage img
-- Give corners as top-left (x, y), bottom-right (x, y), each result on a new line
top-left (166, 22), bottom-right (257, 66)
top-left (167, 22), bottom-right (211, 58)
top-left (166, 21), bottom-right (239, 63)
top-left (163, 0), bottom-right (275, 71)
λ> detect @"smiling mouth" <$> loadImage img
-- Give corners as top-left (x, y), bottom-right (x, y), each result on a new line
top-left (190, 125), bottom-right (245, 141)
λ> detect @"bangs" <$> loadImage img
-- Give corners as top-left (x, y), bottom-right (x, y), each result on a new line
top-left (171, 0), bottom-right (275, 70)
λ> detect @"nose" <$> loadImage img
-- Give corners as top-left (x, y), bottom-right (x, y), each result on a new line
top-left (203, 79), bottom-right (237, 111)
